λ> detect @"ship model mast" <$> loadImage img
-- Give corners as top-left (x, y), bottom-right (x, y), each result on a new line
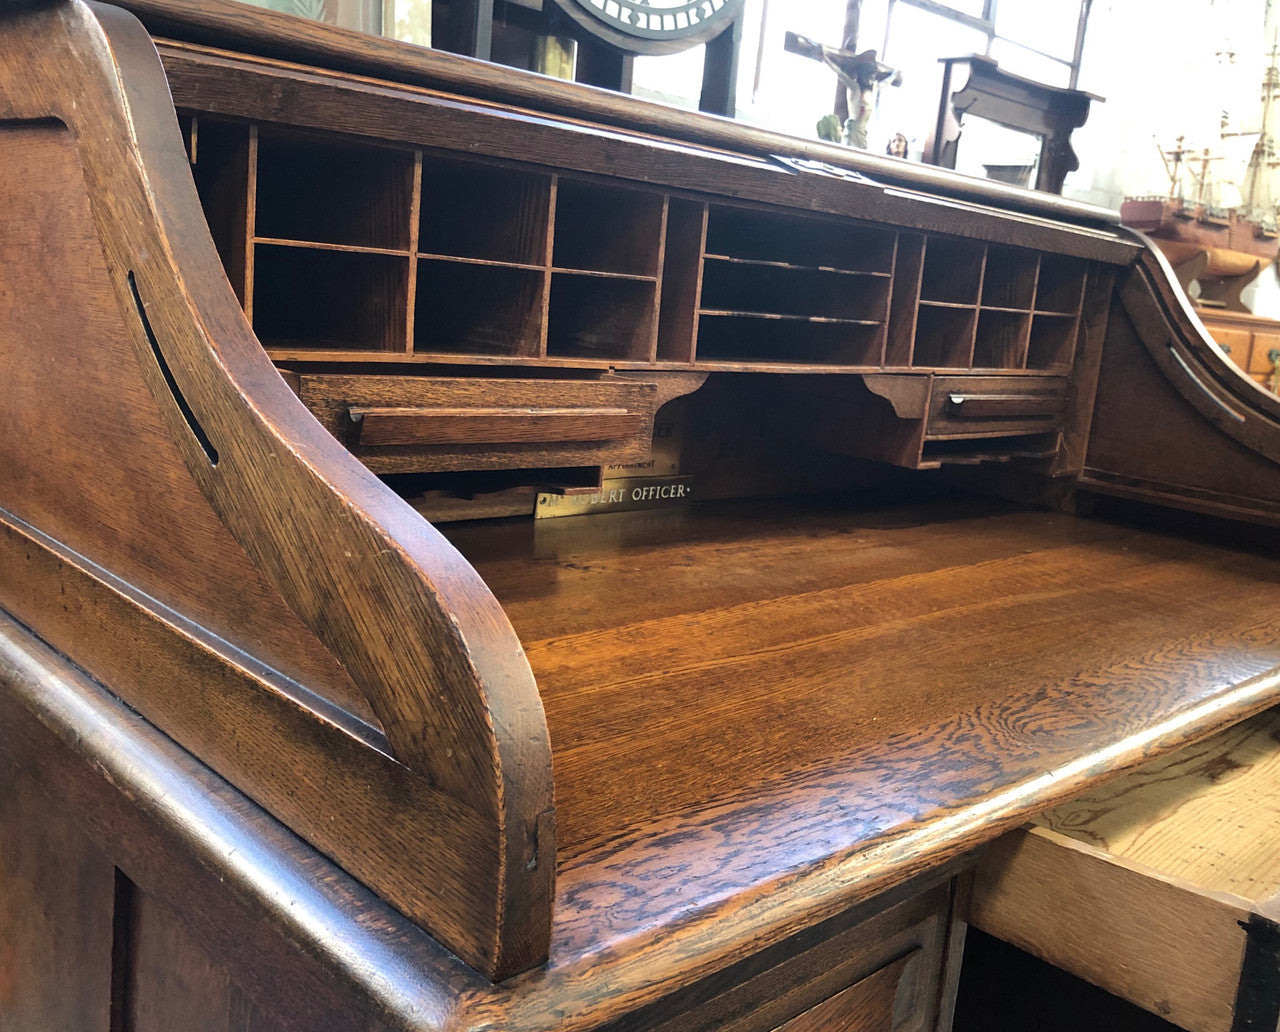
top-left (1229, 41), bottom-right (1280, 227)
top-left (1157, 136), bottom-right (1221, 207)
top-left (1121, 41), bottom-right (1280, 308)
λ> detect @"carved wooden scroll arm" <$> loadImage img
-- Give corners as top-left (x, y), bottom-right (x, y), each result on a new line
top-left (0, 0), bottom-right (554, 977)
top-left (1121, 234), bottom-right (1280, 461)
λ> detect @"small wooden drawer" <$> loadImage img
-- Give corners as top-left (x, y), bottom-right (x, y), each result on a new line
top-left (1248, 332), bottom-right (1280, 375)
top-left (968, 709), bottom-right (1280, 1032)
top-left (1202, 326), bottom-right (1251, 361)
top-left (643, 881), bottom-right (956, 1032)
top-left (289, 373), bottom-right (661, 475)
top-left (771, 951), bottom-right (921, 1032)
top-left (925, 375), bottom-right (1069, 439)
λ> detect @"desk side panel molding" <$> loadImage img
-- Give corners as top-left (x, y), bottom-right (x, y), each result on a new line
top-left (1083, 236), bottom-right (1280, 525)
top-left (0, 0), bottom-right (554, 979)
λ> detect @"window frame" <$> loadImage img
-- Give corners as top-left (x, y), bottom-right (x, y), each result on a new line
top-left (882, 0), bottom-right (1092, 89)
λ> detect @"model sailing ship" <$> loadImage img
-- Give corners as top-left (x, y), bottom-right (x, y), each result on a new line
top-left (1121, 44), bottom-right (1280, 283)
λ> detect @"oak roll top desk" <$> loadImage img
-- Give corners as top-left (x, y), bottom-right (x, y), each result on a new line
top-left (4, 3), bottom-right (1280, 1029)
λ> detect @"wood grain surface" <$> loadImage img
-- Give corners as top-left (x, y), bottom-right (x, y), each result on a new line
top-left (0, 607), bottom-right (953, 1032)
top-left (0, 758), bottom-right (115, 1032)
top-left (0, 609), bottom-right (472, 1032)
top-left (1033, 709), bottom-right (1280, 902)
top-left (1083, 246), bottom-right (1280, 525)
top-left (8, 0), bottom-right (1280, 1017)
top-left (967, 708), bottom-right (1280, 1031)
top-left (125, 888), bottom-right (263, 1032)
top-left (0, 1), bottom-right (553, 977)
top-left (8, 539), bottom-right (1278, 1032)
top-left (446, 497), bottom-right (1280, 976)
top-left (772, 952), bottom-right (914, 1032)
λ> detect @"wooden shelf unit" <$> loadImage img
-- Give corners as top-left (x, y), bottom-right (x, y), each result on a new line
top-left (183, 116), bottom-right (1094, 379)
top-left (173, 116), bottom-right (1108, 483)
top-left (695, 204), bottom-right (895, 366)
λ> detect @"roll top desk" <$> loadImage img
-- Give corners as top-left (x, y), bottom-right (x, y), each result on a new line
top-left (3, 4), bottom-right (1280, 1029)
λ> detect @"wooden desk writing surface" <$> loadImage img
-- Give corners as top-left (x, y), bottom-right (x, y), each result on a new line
top-left (443, 498), bottom-right (1280, 969)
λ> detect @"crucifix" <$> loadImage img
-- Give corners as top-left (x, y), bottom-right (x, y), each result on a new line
top-left (784, 28), bottom-right (901, 149)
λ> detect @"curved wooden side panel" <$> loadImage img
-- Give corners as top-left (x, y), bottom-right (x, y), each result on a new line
top-left (0, 0), bottom-right (553, 977)
top-left (1083, 235), bottom-right (1280, 524)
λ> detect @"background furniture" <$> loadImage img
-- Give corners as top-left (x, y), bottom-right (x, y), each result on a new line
top-left (925, 54), bottom-right (1101, 194)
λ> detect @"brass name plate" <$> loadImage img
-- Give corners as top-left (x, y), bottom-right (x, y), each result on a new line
top-left (535, 475), bottom-right (693, 519)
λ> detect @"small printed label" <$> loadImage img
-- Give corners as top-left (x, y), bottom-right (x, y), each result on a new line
top-left (535, 476), bottom-right (694, 519)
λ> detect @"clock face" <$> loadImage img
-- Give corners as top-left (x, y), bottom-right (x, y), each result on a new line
top-left (553, 0), bottom-right (746, 47)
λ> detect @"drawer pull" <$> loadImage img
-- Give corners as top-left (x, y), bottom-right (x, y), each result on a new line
top-left (347, 405), bottom-right (646, 446)
top-left (946, 393), bottom-right (1064, 420)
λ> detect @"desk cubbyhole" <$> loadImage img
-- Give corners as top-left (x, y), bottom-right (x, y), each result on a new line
top-left (695, 314), bottom-right (882, 366)
top-left (1035, 255), bottom-right (1088, 315)
top-left (704, 205), bottom-right (896, 274)
top-left (254, 245), bottom-right (409, 351)
top-left (1027, 314), bottom-right (1079, 370)
top-left (886, 233), bottom-right (925, 367)
top-left (982, 246), bottom-right (1037, 309)
top-left (973, 310), bottom-right (1031, 369)
top-left (700, 260), bottom-right (889, 323)
top-left (414, 260), bottom-right (544, 356)
top-left (255, 133), bottom-right (415, 251)
top-left (553, 179), bottom-right (665, 277)
top-left (657, 198), bottom-right (707, 362)
top-left (188, 118), bottom-right (252, 305)
top-left (920, 237), bottom-right (985, 304)
top-left (546, 273), bottom-right (656, 360)
top-left (419, 158), bottom-right (551, 265)
top-left (912, 305), bottom-right (976, 368)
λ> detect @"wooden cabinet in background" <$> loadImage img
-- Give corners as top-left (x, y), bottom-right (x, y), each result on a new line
top-left (1196, 307), bottom-right (1280, 393)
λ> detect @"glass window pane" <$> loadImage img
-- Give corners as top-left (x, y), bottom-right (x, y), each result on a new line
top-left (390, 0), bottom-right (431, 46)
top-left (233, 0), bottom-right (381, 33)
top-left (879, 5), bottom-right (989, 155)
top-left (632, 45), bottom-right (709, 111)
top-left (989, 38), bottom-right (1072, 88)
top-left (731, 0), bottom-right (848, 139)
top-left (995, 0), bottom-right (1081, 62)
top-left (902, 0), bottom-right (988, 18)
top-left (952, 116), bottom-right (1041, 184)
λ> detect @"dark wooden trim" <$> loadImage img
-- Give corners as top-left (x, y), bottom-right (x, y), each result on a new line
top-left (154, 46), bottom-right (1140, 265)
top-left (573, 35), bottom-right (633, 92)
top-left (110, 0), bottom-right (1124, 226)
top-left (438, 0), bottom-right (494, 61)
top-left (698, 15), bottom-right (742, 117)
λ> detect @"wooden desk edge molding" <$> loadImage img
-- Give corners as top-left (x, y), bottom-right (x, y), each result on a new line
top-left (0, 0), bottom-right (553, 978)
